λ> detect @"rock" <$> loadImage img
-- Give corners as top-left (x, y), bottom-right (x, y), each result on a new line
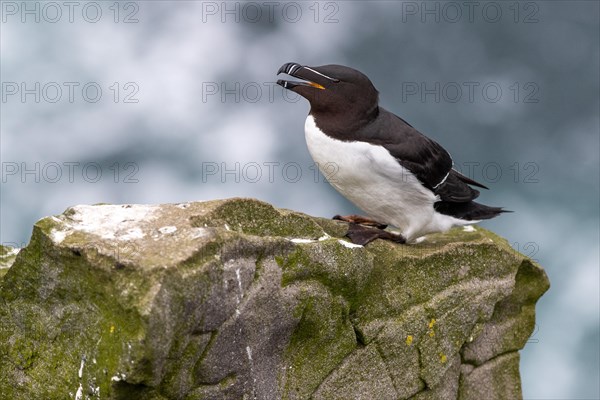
top-left (0, 198), bottom-right (549, 399)
top-left (0, 245), bottom-right (19, 279)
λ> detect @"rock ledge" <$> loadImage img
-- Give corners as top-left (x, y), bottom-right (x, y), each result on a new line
top-left (0, 198), bottom-right (549, 399)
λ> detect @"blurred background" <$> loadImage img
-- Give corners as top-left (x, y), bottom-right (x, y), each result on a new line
top-left (1, 1), bottom-right (598, 398)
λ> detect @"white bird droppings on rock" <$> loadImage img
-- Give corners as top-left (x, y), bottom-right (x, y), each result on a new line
top-left (51, 229), bottom-right (68, 244)
top-left (50, 204), bottom-right (159, 244)
top-left (290, 238), bottom-right (315, 244)
top-left (110, 373), bottom-right (126, 382)
top-left (158, 226), bottom-right (177, 235)
top-left (120, 227), bottom-right (145, 240)
top-left (78, 356), bottom-right (85, 378)
top-left (0, 247), bottom-right (20, 259)
top-left (463, 225), bottom-right (476, 232)
top-left (190, 228), bottom-right (210, 239)
top-left (74, 384), bottom-right (83, 400)
top-left (235, 268), bottom-right (244, 303)
top-left (337, 239), bottom-right (363, 248)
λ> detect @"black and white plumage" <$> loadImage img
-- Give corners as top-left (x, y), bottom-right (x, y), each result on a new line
top-left (277, 62), bottom-right (507, 243)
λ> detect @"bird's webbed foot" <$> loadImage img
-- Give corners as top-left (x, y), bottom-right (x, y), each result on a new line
top-left (332, 214), bottom-right (388, 229)
top-left (332, 214), bottom-right (406, 245)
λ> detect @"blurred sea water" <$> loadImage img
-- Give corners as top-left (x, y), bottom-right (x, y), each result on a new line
top-left (1, 1), bottom-right (598, 398)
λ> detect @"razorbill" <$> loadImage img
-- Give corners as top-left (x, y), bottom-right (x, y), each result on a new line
top-left (277, 62), bottom-right (507, 245)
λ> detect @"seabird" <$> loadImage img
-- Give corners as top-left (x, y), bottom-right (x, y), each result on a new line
top-left (277, 62), bottom-right (508, 245)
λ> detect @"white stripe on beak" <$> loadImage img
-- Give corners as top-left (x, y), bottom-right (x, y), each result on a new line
top-left (303, 67), bottom-right (339, 82)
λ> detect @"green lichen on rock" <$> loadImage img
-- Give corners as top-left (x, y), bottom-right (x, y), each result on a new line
top-left (189, 198), bottom-right (327, 239)
top-left (0, 244), bottom-right (19, 280)
top-left (0, 197), bottom-right (549, 399)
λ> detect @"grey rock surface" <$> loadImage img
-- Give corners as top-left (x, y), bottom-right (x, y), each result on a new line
top-left (0, 198), bottom-right (549, 399)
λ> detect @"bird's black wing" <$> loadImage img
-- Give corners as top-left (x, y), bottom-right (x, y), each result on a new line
top-left (432, 170), bottom-right (481, 202)
top-left (375, 111), bottom-right (486, 203)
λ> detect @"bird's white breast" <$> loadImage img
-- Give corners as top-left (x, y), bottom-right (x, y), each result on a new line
top-left (304, 115), bottom-right (466, 241)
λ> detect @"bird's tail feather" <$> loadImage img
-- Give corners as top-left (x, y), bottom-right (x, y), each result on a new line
top-left (452, 169), bottom-right (489, 190)
top-left (434, 201), bottom-right (511, 220)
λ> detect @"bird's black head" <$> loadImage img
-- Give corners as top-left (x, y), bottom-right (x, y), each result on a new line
top-left (277, 63), bottom-right (379, 124)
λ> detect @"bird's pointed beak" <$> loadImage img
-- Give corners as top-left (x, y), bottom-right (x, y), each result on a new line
top-left (277, 62), bottom-right (333, 91)
top-left (277, 62), bottom-right (302, 76)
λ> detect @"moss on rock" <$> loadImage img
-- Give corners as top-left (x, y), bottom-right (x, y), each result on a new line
top-left (0, 244), bottom-right (20, 280)
top-left (0, 198), bottom-right (549, 399)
